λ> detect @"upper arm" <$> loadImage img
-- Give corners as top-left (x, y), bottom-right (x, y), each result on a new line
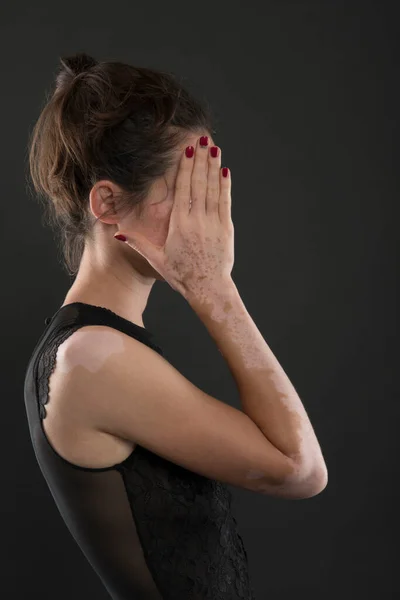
top-left (64, 326), bottom-right (319, 499)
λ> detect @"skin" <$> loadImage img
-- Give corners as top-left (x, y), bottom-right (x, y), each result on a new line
top-left (62, 131), bottom-right (216, 328)
top-left (57, 130), bottom-right (327, 491)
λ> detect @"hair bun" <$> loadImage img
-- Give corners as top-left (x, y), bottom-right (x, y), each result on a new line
top-left (56, 52), bottom-right (98, 88)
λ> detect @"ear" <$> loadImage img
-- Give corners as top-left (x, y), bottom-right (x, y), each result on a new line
top-left (89, 180), bottom-right (123, 224)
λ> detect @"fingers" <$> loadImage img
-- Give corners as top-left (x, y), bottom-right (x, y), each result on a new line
top-left (219, 167), bottom-right (232, 226)
top-left (190, 136), bottom-right (210, 215)
top-left (206, 145), bottom-right (221, 216)
top-left (172, 136), bottom-right (230, 224)
top-left (173, 144), bottom-right (195, 218)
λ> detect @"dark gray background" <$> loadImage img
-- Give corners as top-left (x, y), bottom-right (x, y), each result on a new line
top-left (2, 1), bottom-right (398, 598)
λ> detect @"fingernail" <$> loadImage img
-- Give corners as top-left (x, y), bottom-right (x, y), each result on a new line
top-left (199, 136), bottom-right (209, 147)
top-left (210, 146), bottom-right (219, 158)
top-left (222, 167), bottom-right (229, 178)
top-left (185, 146), bottom-right (194, 158)
top-left (114, 234), bottom-right (126, 242)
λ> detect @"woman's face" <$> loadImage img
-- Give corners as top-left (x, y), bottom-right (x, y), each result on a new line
top-left (121, 131), bottom-right (215, 250)
top-left (105, 130), bottom-right (215, 282)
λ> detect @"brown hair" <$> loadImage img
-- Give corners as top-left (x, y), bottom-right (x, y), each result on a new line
top-left (27, 52), bottom-right (216, 275)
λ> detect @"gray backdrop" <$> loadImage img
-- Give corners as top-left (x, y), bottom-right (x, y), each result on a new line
top-left (2, 0), bottom-right (397, 598)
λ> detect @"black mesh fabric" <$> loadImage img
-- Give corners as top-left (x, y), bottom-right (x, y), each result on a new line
top-left (23, 302), bottom-right (257, 600)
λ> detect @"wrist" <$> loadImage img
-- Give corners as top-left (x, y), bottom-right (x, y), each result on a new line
top-left (185, 277), bottom-right (239, 315)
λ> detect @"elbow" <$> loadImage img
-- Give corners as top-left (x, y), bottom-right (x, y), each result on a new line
top-left (295, 461), bottom-right (328, 498)
top-left (288, 457), bottom-right (328, 499)
top-left (256, 458), bottom-right (328, 500)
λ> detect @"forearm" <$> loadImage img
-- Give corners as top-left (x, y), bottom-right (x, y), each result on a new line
top-left (186, 278), bottom-right (327, 479)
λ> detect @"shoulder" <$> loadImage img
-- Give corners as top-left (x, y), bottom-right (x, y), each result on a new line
top-left (63, 324), bottom-right (155, 364)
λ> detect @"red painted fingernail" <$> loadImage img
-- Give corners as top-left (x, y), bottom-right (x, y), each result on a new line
top-left (185, 146), bottom-right (194, 158)
top-left (199, 136), bottom-right (209, 147)
top-left (222, 167), bottom-right (229, 178)
top-left (114, 234), bottom-right (126, 242)
top-left (210, 146), bottom-right (219, 158)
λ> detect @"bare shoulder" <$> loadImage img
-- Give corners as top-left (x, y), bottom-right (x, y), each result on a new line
top-left (42, 325), bottom-right (136, 468)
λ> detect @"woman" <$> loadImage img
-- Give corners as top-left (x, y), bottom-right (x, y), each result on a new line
top-left (24, 52), bottom-right (328, 599)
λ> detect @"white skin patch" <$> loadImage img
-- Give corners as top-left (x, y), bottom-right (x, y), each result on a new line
top-left (56, 323), bottom-right (321, 493)
top-left (245, 463), bottom-right (312, 498)
top-left (191, 288), bottom-right (322, 486)
top-left (58, 329), bottom-right (125, 374)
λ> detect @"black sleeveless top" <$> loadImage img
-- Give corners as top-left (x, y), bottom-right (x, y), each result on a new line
top-left (23, 302), bottom-right (256, 600)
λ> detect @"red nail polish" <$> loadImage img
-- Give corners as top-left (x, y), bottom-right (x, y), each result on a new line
top-left (210, 146), bottom-right (219, 158)
top-left (114, 234), bottom-right (126, 242)
top-left (222, 167), bottom-right (229, 178)
top-left (199, 136), bottom-right (209, 147)
top-left (185, 146), bottom-right (194, 158)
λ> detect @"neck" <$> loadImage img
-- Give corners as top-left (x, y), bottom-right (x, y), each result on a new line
top-left (62, 242), bottom-right (156, 329)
